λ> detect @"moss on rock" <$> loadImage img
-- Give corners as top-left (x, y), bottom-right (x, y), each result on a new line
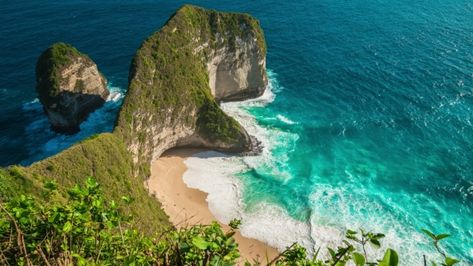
top-left (36, 42), bottom-right (86, 103)
top-left (36, 42), bottom-right (109, 134)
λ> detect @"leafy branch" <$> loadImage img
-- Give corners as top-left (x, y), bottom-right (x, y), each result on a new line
top-left (0, 178), bottom-right (463, 266)
top-left (421, 229), bottom-right (459, 266)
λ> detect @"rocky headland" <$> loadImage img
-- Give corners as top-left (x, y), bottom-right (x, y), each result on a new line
top-left (1, 5), bottom-right (267, 234)
top-left (115, 5), bottom-right (267, 176)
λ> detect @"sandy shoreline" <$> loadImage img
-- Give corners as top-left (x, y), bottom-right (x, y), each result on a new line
top-left (146, 148), bottom-right (278, 264)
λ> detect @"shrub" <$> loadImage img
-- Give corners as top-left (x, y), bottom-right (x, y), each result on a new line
top-left (0, 178), bottom-right (460, 265)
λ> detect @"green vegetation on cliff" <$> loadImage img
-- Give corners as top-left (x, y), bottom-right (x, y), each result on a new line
top-left (116, 4), bottom-right (264, 143)
top-left (114, 4), bottom-right (266, 181)
top-left (36, 42), bottom-right (87, 104)
top-left (0, 178), bottom-right (239, 265)
top-left (0, 134), bottom-right (171, 235)
top-left (3, 5), bottom-right (266, 236)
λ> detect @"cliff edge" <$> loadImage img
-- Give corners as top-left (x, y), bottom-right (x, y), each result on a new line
top-left (115, 5), bottom-right (267, 175)
top-left (36, 43), bottom-right (109, 134)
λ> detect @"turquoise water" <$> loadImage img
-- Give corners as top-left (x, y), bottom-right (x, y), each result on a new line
top-left (1, 0), bottom-right (472, 264)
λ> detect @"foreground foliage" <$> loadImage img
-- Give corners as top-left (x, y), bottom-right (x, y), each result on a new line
top-left (0, 178), bottom-right (460, 265)
top-left (0, 133), bottom-right (171, 235)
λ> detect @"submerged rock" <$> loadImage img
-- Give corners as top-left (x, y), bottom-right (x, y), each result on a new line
top-left (36, 42), bottom-right (109, 134)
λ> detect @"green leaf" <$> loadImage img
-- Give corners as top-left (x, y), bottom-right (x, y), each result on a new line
top-left (347, 229), bottom-right (357, 235)
top-left (373, 233), bottom-right (385, 239)
top-left (346, 234), bottom-right (360, 241)
top-left (121, 196), bottom-right (131, 204)
top-left (422, 229), bottom-right (436, 240)
top-left (444, 257), bottom-right (459, 266)
top-left (314, 246), bottom-right (321, 260)
top-left (436, 234), bottom-right (450, 241)
top-left (228, 218), bottom-right (241, 230)
top-left (86, 177), bottom-right (98, 189)
top-left (225, 237), bottom-right (235, 246)
top-left (352, 252), bottom-right (365, 266)
top-left (63, 221), bottom-right (72, 233)
top-left (370, 238), bottom-right (381, 248)
top-left (192, 236), bottom-right (209, 250)
top-left (379, 249), bottom-right (398, 266)
top-left (225, 231), bottom-right (235, 238)
top-left (328, 247), bottom-right (336, 258)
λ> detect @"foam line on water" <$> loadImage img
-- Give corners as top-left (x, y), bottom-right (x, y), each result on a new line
top-left (183, 151), bottom-right (314, 252)
top-left (221, 71), bottom-right (299, 181)
top-left (181, 70), bottom-right (445, 265)
top-left (182, 70), bottom-right (314, 251)
top-left (307, 184), bottom-right (439, 264)
top-left (277, 114), bottom-right (297, 125)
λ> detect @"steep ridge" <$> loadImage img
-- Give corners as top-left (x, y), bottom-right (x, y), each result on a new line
top-left (114, 5), bottom-right (267, 177)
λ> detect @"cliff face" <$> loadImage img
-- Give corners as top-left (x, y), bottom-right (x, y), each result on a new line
top-left (36, 43), bottom-right (109, 134)
top-left (205, 14), bottom-right (267, 101)
top-left (114, 5), bottom-right (267, 175)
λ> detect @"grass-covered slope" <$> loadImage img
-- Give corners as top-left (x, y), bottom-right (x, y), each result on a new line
top-left (0, 134), bottom-right (171, 235)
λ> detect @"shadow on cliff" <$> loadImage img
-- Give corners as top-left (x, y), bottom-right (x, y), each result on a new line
top-left (44, 91), bottom-right (107, 135)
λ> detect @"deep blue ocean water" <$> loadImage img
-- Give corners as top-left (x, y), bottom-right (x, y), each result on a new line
top-left (1, 0), bottom-right (472, 264)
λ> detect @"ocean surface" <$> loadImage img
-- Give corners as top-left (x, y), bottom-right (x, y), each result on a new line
top-left (1, 0), bottom-right (472, 264)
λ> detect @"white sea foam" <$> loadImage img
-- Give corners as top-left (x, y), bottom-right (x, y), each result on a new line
top-left (239, 203), bottom-right (314, 252)
top-left (277, 114), bottom-right (296, 125)
top-left (307, 183), bottom-right (439, 264)
top-left (182, 71), bottom-right (312, 252)
top-left (107, 88), bottom-right (123, 102)
top-left (183, 151), bottom-right (244, 223)
top-left (220, 72), bottom-right (298, 181)
top-left (183, 151), bottom-right (314, 252)
top-left (182, 71), bottom-right (439, 265)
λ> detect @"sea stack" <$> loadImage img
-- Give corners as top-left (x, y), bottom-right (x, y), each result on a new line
top-left (36, 42), bottom-right (109, 134)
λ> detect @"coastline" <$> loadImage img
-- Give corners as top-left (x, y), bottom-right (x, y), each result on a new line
top-left (146, 148), bottom-right (279, 264)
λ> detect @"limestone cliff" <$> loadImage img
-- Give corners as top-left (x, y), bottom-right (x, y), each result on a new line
top-left (36, 43), bottom-right (109, 134)
top-left (114, 5), bottom-right (267, 175)
top-left (205, 12), bottom-right (267, 101)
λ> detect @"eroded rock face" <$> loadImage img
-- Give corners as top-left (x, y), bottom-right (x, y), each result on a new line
top-left (36, 43), bottom-right (109, 134)
top-left (114, 5), bottom-right (267, 176)
top-left (207, 31), bottom-right (267, 102)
